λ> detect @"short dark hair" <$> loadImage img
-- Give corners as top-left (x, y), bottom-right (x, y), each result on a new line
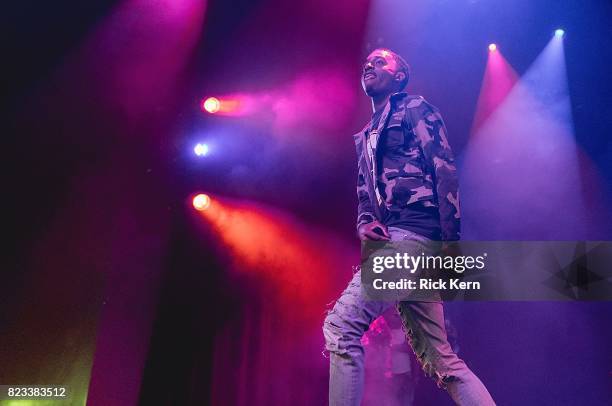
top-left (374, 48), bottom-right (411, 91)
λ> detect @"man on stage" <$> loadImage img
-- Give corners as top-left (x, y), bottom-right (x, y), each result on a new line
top-left (323, 48), bottom-right (495, 405)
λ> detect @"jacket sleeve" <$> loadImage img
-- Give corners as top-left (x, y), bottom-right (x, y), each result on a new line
top-left (414, 101), bottom-right (461, 241)
top-left (356, 159), bottom-right (376, 231)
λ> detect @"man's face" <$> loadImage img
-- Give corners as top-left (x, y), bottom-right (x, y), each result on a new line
top-left (361, 49), bottom-right (403, 97)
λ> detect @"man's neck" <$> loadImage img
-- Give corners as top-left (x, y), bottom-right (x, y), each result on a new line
top-left (371, 93), bottom-right (391, 114)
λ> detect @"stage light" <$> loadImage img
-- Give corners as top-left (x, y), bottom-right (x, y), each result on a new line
top-left (555, 29), bottom-right (565, 37)
top-left (193, 194), bottom-right (211, 211)
top-left (471, 43), bottom-right (518, 135)
top-left (194, 143), bottom-right (209, 156)
top-left (202, 97), bottom-right (220, 113)
top-left (488, 43), bottom-right (497, 52)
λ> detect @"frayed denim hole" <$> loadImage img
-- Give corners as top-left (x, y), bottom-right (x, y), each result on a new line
top-left (323, 313), bottom-right (349, 355)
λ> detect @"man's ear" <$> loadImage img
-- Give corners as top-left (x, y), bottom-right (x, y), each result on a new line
top-left (395, 71), bottom-right (406, 83)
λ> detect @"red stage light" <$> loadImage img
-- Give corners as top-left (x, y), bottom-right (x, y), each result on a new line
top-left (193, 194), bottom-right (211, 210)
top-left (488, 43), bottom-right (497, 52)
top-left (202, 97), bottom-right (220, 114)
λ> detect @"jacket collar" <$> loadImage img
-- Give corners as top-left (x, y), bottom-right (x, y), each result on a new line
top-left (359, 91), bottom-right (408, 134)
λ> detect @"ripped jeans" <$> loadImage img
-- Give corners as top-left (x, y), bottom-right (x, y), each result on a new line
top-left (323, 227), bottom-right (495, 406)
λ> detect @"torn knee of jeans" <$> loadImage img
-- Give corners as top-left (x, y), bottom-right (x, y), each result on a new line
top-left (323, 315), bottom-right (349, 355)
top-left (325, 300), bottom-right (337, 316)
top-left (330, 297), bottom-right (362, 321)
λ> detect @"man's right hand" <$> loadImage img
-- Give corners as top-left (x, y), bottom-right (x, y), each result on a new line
top-left (358, 220), bottom-right (391, 241)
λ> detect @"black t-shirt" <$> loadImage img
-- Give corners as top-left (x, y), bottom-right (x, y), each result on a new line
top-left (367, 109), bottom-right (442, 240)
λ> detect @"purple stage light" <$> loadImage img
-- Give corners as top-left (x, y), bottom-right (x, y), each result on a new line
top-left (488, 43), bottom-right (497, 52)
top-left (555, 28), bottom-right (565, 37)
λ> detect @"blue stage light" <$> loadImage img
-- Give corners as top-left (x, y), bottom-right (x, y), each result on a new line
top-left (194, 143), bottom-right (209, 156)
top-left (555, 29), bottom-right (565, 37)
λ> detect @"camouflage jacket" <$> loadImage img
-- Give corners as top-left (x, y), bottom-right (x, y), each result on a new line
top-left (353, 93), bottom-right (461, 241)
